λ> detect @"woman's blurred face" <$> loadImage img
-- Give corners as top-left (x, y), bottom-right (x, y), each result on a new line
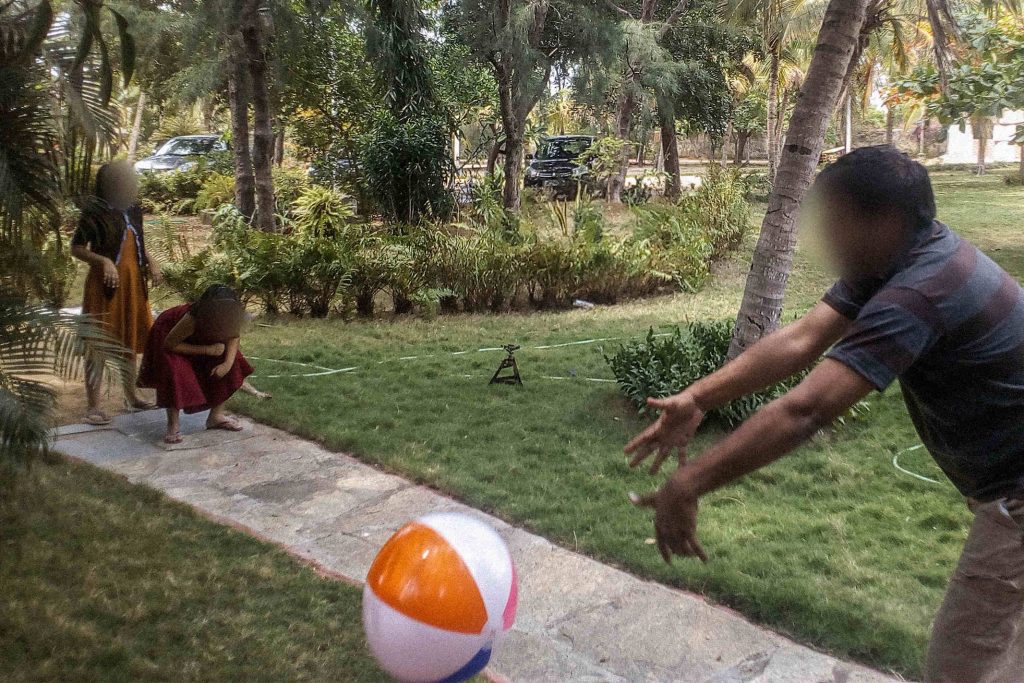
top-left (101, 161), bottom-right (139, 209)
top-left (201, 302), bottom-right (244, 341)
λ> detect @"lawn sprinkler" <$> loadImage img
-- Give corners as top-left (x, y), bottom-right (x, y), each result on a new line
top-left (489, 344), bottom-right (523, 386)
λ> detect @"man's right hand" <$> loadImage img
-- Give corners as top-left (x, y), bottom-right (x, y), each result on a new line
top-left (101, 258), bottom-right (119, 289)
top-left (624, 392), bottom-right (706, 474)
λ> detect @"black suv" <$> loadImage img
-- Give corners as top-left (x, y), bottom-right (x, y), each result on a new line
top-left (524, 135), bottom-right (594, 197)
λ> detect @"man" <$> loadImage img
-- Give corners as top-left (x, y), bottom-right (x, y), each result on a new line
top-left (625, 145), bottom-right (1024, 682)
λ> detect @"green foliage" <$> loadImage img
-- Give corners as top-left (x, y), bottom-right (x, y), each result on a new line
top-left (580, 136), bottom-right (626, 193)
top-left (292, 186), bottom-right (356, 236)
top-left (194, 173), bottom-right (236, 213)
top-left (359, 113), bottom-right (454, 224)
top-left (138, 167), bottom-right (212, 215)
top-left (891, 14), bottom-right (1024, 126)
top-left (1005, 172), bottom-right (1024, 186)
top-left (605, 322), bottom-right (806, 427)
top-left (272, 165), bottom-right (313, 214)
top-left (633, 166), bottom-right (750, 291)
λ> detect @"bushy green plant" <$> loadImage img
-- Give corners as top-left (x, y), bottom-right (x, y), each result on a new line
top-left (1005, 172), bottom-right (1023, 186)
top-left (605, 322), bottom-right (807, 427)
top-left (138, 165), bottom-right (214, 215)
top-left (194, 173), bottom-right (236, 213)
top-left (360, 113), bottom-right (454, 224)
top-left (163, 206), bottom-right (353, 318)
top-left (292, 186), bottom-right (356, 237)
top-left (273, 165), bottom-right (313, 214)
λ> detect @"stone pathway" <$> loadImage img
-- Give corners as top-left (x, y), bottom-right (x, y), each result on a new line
top-left (54, 411), bottom-right (908, 683)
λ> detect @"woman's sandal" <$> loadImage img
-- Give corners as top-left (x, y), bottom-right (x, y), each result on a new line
top-left (163, 431), bottom-right (183, 445)
top-left (206, 417), bottom-right (243, 432)
top-left (83, 410), bottom-right (112, 426)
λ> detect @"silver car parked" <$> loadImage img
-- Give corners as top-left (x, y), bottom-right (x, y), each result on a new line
top-left (134, 135), bottom-right (227, 173)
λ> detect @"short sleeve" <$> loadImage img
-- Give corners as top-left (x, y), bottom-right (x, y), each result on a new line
top-left (822, 280), bottom-right (872, 319)
top-left (70, 214), bottom-right (90, 247)
top-left (825, 287), bottom-right (941, 391)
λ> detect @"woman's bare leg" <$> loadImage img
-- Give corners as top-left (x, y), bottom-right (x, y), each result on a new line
top-left (84, 359), bottom-right (109, 424)
top-left (164, 408), bottom-right (182, 443)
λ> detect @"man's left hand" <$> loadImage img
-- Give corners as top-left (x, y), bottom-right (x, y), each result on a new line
top-left (632, 467), bottom-right (708, 564)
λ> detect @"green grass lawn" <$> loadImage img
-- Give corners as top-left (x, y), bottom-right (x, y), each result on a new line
top-left (0, 458), bottom-right (389, 682)
top-left (231, 169), bottom-right (1024, 678)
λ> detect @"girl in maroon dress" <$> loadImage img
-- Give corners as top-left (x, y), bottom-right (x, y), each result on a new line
top-left (138, 285), bottom-right (253, 444)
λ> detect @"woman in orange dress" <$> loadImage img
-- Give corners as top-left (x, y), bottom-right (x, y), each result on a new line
top-left (71, 161), bottom-right (162, 425)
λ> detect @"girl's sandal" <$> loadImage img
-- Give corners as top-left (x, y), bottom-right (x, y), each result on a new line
top-left (206, 417), bottom-right (243, 432)
top-left (83, 410), bottom-right (112, 426)
top-left (163, 432), bottom-right (183, 445)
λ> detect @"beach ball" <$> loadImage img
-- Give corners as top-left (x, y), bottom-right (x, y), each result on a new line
top-left (362, 512), bottom-right (518, 683)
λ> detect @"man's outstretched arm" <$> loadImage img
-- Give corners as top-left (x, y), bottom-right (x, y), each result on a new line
top-left (626, 302), bottom-right (851, 473)
top-left (635, 358), bottom-right (874, 563)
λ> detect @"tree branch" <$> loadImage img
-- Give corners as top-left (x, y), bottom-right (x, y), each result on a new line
top-left (605, 0), bottom-right (633, 19)
top-left (657, 0), bottom-right (689, 40)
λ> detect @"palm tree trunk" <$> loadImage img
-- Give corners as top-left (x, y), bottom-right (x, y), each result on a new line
top-left (127, 91), bottom-right (146, 162)
top-left (728, 0), bottom-right (871, 360)
top-left (241, 0), bottom-right (276, 232)
top-left (228, 56), bottom-right (256, 221)
top-left (885, 107), bottom-right (895, 145)
top-left (766, 47), bottom-right (780, 179)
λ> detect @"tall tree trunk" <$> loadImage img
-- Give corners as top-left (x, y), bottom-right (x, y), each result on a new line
top-left (885, 106), bottom-right (895, 145)
top-left (1019, 143), bottom-right (1023, 180)
top-left (766, 47), bottom-right (780, 179)
top-left (919, 118), bottom-right (926, 156)
top-left (274, 125), bottom-right (285, 166)
top-left (502, 131), bottom-right (523, 211)
top-left (241, 0), bottom-right (276, 232)
top-left (608, 88), bottom-right (635, 202)
top-left (734, 131), bottom-right (750, 165)
top-left (228, 56), bottom-right (256, 221)
top-left (657, 95), bottom-right (681, 198)
top-left (728, 0), bottom-right (870, 360)
top-left (127, 91), bottom-right (146, 162)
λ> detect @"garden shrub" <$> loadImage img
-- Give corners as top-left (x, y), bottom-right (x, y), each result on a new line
top-left (163, 202), bottom-right (353, 317)
top-left (605, 321), bottom-right (807, 427)
top-left (194, 173), bottom-right (236, 213)
top-left (166, 165), bottom-right (750, 318)
top-left (359, 112), bottom-right (454, 224)
top-left (1005, 172), bottom-right (1023, 186)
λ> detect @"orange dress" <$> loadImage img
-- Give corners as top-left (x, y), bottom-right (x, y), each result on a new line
top-left (81, 226), bottom-right (153, 354)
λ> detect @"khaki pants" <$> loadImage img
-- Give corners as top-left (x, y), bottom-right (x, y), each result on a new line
top-left (926, 499), bottom-right (1024, 682)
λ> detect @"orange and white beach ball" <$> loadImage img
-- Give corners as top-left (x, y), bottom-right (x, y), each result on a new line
top-left (362, 512), bottom-right (518, 683)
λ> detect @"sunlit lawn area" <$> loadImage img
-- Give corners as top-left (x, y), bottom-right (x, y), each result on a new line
top-left (233, 169), bottom-right (1024, 678)
top-left (0, 458), bottom-right (388, 682)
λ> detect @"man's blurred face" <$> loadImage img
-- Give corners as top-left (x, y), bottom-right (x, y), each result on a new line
top-left (806, 189), bottom-right (908, 283)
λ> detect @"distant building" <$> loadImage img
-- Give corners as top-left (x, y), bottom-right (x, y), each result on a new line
top-left (942, 110), bottom-right (1023, 164)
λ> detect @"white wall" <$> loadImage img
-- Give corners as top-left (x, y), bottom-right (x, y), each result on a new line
top-left (942, 110), bottom-right (1024, 164)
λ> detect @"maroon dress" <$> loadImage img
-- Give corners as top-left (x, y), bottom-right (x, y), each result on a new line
top-left (138, 304), bottom-right (253, 413)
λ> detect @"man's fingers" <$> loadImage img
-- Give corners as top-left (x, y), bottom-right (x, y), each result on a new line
top-left (646, 396), bottom-right (670, 410)
top-left (627, 441), bottom-right (654, 467)
top-left (628, 491), bottom-right (657, 508)
top-left (692, 536), bottom-right (708, 565)
top-left (624, 424), bottom-right (658, 456)
top-left (649, 446), bottom-right (673, 475)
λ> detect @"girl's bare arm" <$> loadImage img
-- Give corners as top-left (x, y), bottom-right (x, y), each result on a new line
top-left (164, 315), bottom-right (222, 356)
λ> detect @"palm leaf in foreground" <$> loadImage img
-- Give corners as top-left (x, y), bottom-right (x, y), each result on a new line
top-left (0, 296), bottom-right (130, 467)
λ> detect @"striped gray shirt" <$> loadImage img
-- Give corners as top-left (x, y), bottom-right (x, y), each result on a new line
top-left (823, 221), bottom-right (1024, 501)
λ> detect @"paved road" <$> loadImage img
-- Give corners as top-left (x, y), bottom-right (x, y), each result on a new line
top-left (55, 411), bottom-right (908, 683)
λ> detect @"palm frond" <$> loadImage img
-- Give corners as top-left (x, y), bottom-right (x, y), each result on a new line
top-left (0, 295), bottom-right (131, 466)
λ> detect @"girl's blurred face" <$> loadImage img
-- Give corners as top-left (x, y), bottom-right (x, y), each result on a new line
top-left (101, 162), bottom-right (139, 209)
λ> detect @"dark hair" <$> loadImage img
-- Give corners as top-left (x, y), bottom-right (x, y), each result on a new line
top-left (812, 145), bottom-right (936, 231)
top-left (192, 284), bottom-right (242, 322)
